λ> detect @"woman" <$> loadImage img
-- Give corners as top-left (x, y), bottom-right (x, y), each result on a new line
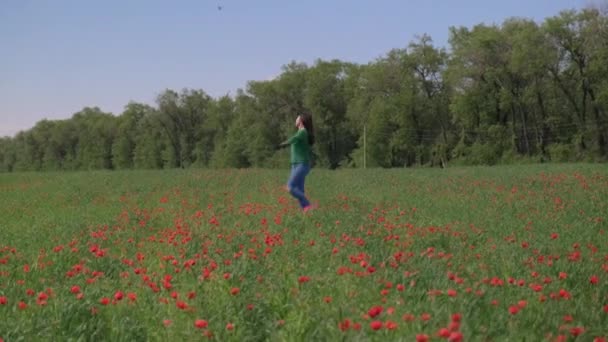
top-left (279, 112), bottom-right (315, 212)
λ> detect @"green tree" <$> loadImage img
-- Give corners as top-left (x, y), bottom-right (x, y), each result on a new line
top-left (304, 60), bottom-right (356, 168)
top-left (112, 102), bottom-right (150, 169)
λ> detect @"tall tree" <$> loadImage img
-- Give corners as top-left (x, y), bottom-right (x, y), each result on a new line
top-left (544, 9), bottom-right (608, 157)
top-left (112, 103), bottom-right (150, 169)
top-left (304, 60), bottom-right (356, 168)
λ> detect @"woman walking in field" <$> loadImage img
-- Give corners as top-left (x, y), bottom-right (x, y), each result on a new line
top-left (279, 112), bottom-right (315, 212)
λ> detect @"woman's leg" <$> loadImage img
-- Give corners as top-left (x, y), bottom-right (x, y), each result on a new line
top-left (297, 164), bottom-right (311, 209)
top-left (297, 163), bottom-right (308, 194)
top-left (287, 164), bottom-right (310, 209)
top-left (299, 164), bottom-right (313, 211)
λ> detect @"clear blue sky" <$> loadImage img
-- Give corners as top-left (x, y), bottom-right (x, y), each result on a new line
top-left (0, 0), bottom-right (586, 137)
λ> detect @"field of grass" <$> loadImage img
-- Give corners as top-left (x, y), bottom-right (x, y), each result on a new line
top-left (1, 164), bottom-right (607, 341)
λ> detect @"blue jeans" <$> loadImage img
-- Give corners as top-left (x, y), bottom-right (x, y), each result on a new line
top-left (287, 163), bottom-right (310, 208)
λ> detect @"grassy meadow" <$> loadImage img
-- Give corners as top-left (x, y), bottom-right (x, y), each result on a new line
top-left (0, 164), bottom-right (607, 341)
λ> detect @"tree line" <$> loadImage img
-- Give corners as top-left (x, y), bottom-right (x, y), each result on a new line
top-left (1, 8), bottom-right (607, 171)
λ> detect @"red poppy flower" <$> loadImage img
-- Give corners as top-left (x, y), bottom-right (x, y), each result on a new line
top-left (438, 328), bottom-right (451, 338)
top-left (370, 321), bottom-right (382, 330)
top-left (570, 327), bottom-right (585, 337)
top-left (416, 334), bottom-right (429, 342)
top-left (195, 319), bottom-right (208, 329)
top-left (385, 320), bottom-right (398, 330)
top-left (338, 319), bottom-right (351, 331)
top-left (449, 332), bottom-right (463, 342)
top-left (449, 321), bottom-right (460, 332)
top-left (590, 275), bottom-right (599, 285)
top-left (402, 313), bottom-right (415, 322)
top-left (298, 276), bottom-right (310, 283)
top-left (368, 306), bottom-right (383, 318)
top-left (176, 300), bottom-right (188, 310)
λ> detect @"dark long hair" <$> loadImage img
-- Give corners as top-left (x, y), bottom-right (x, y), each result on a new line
top-left (300, 112), bottom-right (315, 145)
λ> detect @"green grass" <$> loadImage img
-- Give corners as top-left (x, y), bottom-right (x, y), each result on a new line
top-left (1, 164), bottom-right (607, 341)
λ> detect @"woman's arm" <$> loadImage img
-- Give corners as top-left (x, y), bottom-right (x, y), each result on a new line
top-left (279, 130), bottom-right (304, 148)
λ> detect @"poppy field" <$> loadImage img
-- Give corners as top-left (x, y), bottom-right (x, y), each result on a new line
top-left (1, 165), bottom-right (607, 341)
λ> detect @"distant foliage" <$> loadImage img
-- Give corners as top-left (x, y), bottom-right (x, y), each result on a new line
top-left (2, 8), bottom-right (607, 171)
